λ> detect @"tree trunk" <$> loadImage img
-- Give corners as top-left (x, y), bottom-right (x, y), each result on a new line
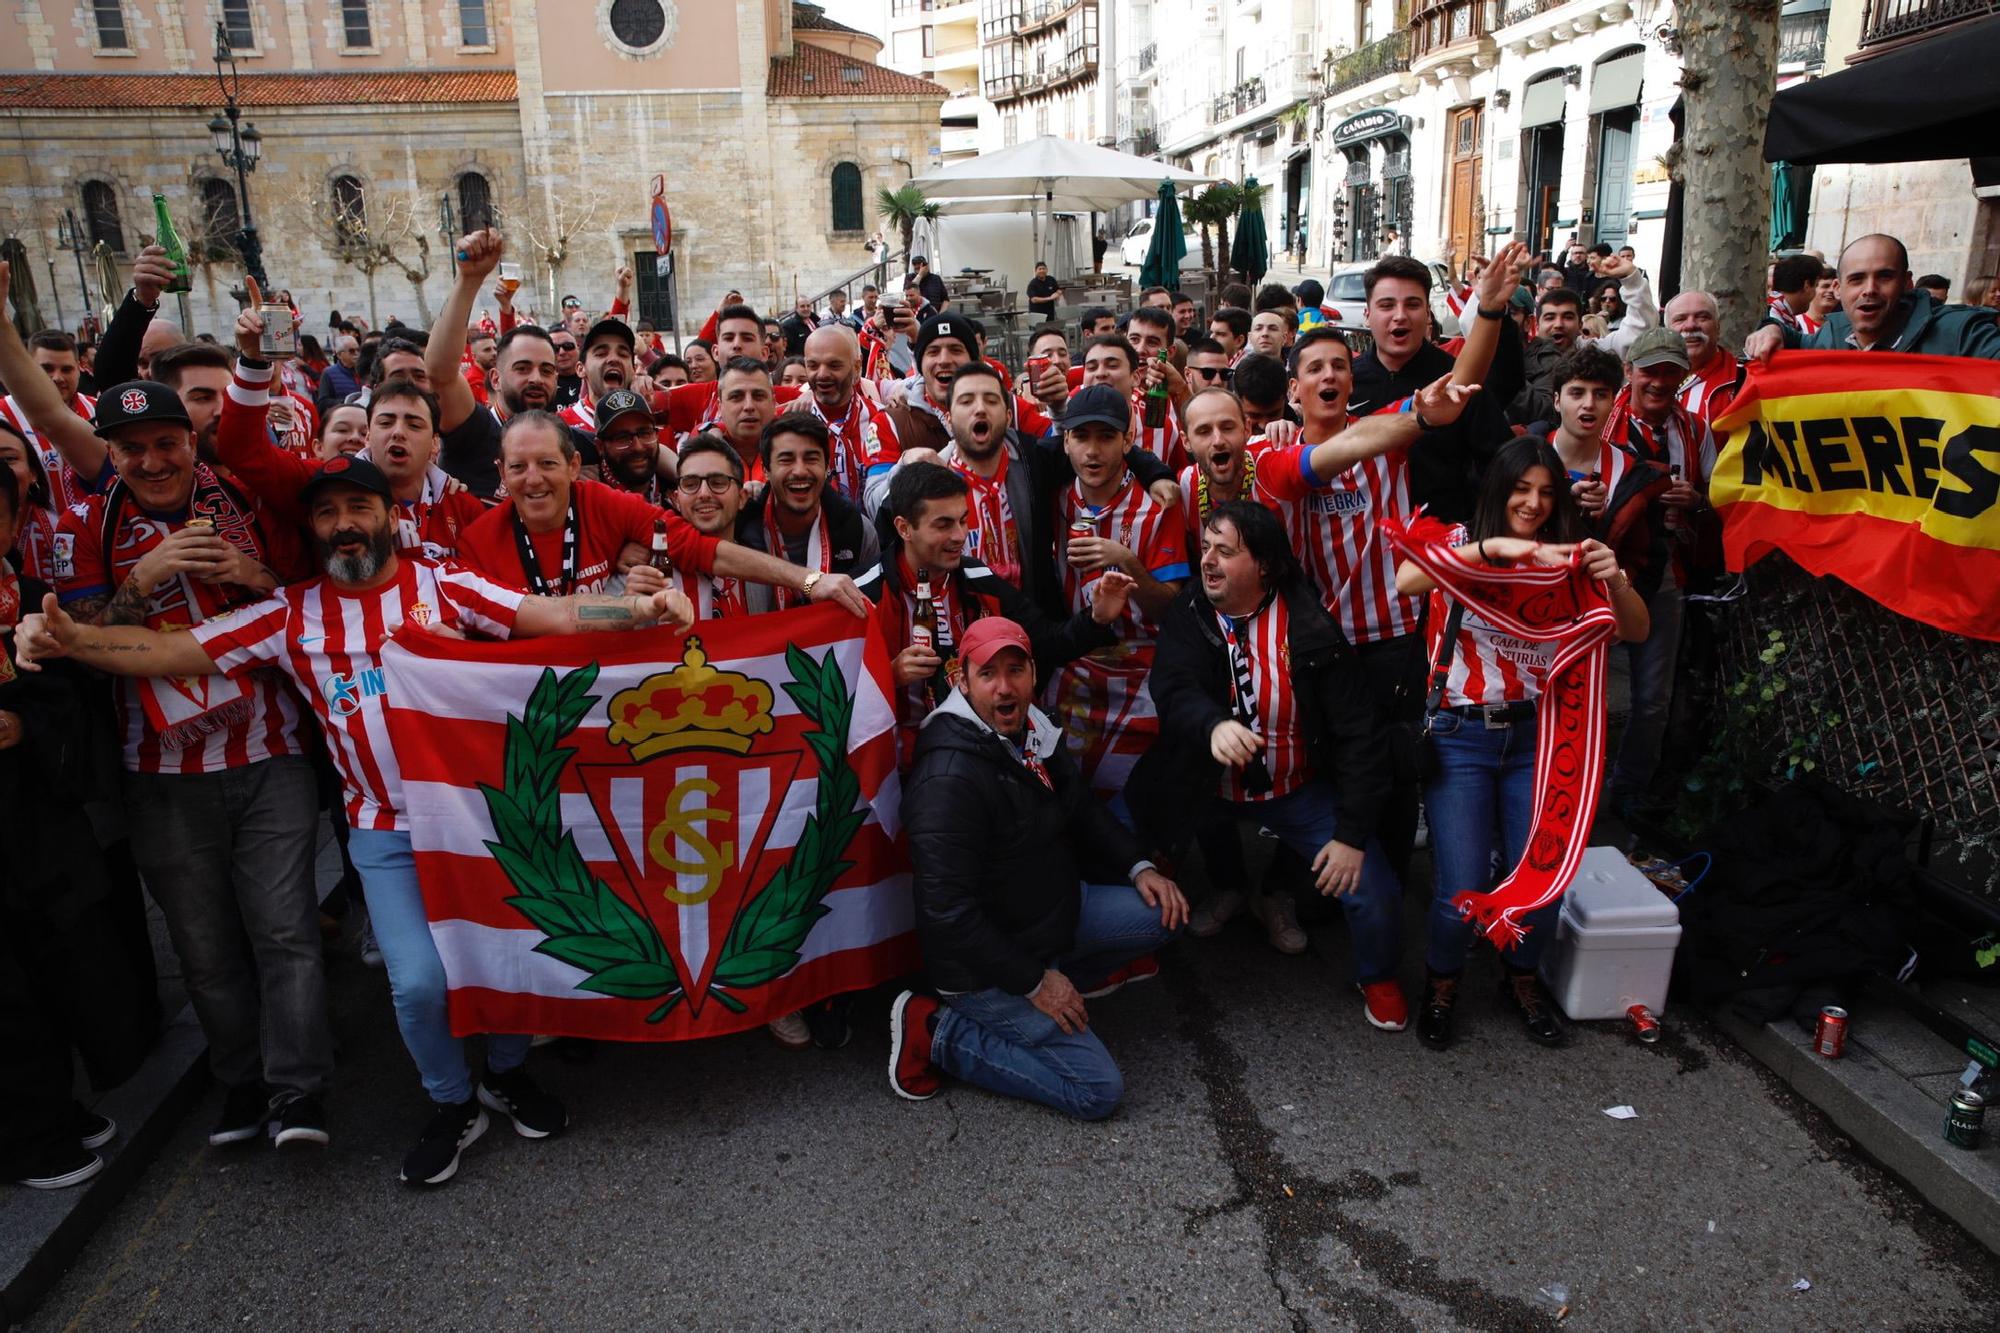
top-left (1677, 0), bottom-right (1782, 342)
top-left (1215, 215), bottom-right (1233, 289)
top-left (364, 267), bottom-right (379, 327)
top-left (1198, 224), bottom-right (1215, 278)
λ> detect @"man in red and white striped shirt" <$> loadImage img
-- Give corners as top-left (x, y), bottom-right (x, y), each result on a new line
top-left (16, 454), bottom-right (697, 1189)
top-left (1662, 290), bottom-right (1741, 425)
top-left (1080, 330), bottom-right (1187, 472)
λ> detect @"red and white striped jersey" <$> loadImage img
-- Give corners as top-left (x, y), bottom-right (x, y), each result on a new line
top-left (807, 392), bottom-right (901, 505)
top-left (1255, 433), bottom-right (1422, 645)
top-left (1054, 474), bottom-right (1190, 651)
top-left (2, 391), bottom-right (102, 509)
top-left (190, 558), bottom-right (525, 830)
top-left (1425, 529), bottom-right (1548, 707)
top-left (1676, 355), bottom-right (1739, 425)
top-left (1216, 595), bottom-right (1310, 803)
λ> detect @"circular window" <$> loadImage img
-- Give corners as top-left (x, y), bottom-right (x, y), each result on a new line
top-left (606, 0), bottom-right (669, 51)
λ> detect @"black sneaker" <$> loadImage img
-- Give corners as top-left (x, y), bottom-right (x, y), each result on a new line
top-left (13, 1144), bottom-right (103, 1190)
top-left (208, 1082), bottom-right (272, 1146)
top-left (271, 1093), bottom-right (331, 1149)
top-left (73, 1103), bottom-right (117, 1150)
top-left (477, 1066), bottom-right (568, 1139)
top-left (400, 1099), bottom-right (488, 1186)
top-left (805, 995), bottom-right (854, 1050)
top-left (1416, 971), bottom-right (1459, 1051)
top-left (1502, 970), bottom-right (1566, 1048)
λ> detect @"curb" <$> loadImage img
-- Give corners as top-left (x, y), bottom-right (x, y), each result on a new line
top-left (1712, 1006), bottom-right (2000, 1256)
top-left (0, 1005), bottom-right (209, 1328)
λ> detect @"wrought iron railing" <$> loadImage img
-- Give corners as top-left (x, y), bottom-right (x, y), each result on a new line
top-left (1409, 0), bottom-right (1502, 60)
top-left (1207, 76), bottom-right (1266, 124)
top-left (1859, 0), bottom-right (1998, 46)
top-left (1778, 6), bottom-right (1830, 63)
top-left (1325, 30), bottom-right (1411, 94)
top-left (1499, 0), bottom-right (1567, 27)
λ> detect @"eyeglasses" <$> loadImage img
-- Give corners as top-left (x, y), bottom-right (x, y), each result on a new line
top-left (676, 473), bottom-right (740, 494)
top-left (1189, 365), bottom-right (1235, 382)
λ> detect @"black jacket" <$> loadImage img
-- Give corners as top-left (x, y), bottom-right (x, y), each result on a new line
top-left (734, 486), bottom-right (878, 613)
top-left (904, 691), bottom-right (1146, 994)
top-left (1128, 576), bottom-right (1392, 857)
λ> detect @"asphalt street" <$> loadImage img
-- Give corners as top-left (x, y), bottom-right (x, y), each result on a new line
top-left (24, 865), bottom-right (2000, 1332)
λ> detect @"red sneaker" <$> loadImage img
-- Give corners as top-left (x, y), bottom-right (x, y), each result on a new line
top-left (1358, 980), bottom-right (1409, 1032)
top-left (888, 990), bottom-right (942, 1101)
top-left (1080, 953), bottom-right (1161, 999)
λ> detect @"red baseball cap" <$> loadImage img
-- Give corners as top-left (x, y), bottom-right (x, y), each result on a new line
top-left (958, 617), bottom-right (1031, 670)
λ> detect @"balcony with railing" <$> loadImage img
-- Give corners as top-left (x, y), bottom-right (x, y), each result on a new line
top-left (1778, 1), bottom-right (1830, 66)
top-left (1408, 0), bottom-right (1503, 63)
top-left (1207, 76), bottom-right (1267, 124)
top-left (1857, 0), bottom-right (1997, 49)
top-left (1016, 0), bottom-right (1090, 38)
top-left (1324, 30), bottom-right (1411, 96)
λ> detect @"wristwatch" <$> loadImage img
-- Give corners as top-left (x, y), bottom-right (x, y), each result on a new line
top-left (801, 570), bottom-right (823, 597)
top-left (1477, 305), bottom-right (1507, 320)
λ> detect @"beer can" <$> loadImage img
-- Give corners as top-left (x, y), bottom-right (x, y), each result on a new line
top-left (1026, 354), bottom-right (1052, 381)
top-left (1069, 517), bottom-right (1098, 541)
top-left (1813, 1005), bottom-right (1848, 1059)
top-left (1628, 1004), bottom-right (1660, 1044)
top-left (1944, 1089), bottom-right (1985, 1149)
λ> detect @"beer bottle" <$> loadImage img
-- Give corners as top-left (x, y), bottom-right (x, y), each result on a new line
top-left (911, 571), bottom-right (937, 652)
top-left (649, 518), bottom-right (674, 575)
top-left (1142, 349), bottom-right (1170, 429)
top-left (152, 192), bottom-right (192, 295)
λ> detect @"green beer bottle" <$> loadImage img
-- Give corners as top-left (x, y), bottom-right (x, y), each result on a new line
top-left (152, 192), bottom-right (192, 294)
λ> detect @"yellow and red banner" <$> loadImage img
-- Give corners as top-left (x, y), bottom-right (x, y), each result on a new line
top-left (1710, 352), bottom-right (2000, 641)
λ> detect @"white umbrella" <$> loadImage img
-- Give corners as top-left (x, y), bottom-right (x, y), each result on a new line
top-left (913, 136), bottom-right (1212, 262)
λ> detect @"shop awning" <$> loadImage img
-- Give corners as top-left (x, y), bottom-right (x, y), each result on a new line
top-left (1587, 51), bottom-right (1643, 113)
top-left (1764, 15), bottom-right (2000, 163)
top-left (1520, 77), bottom-right (1567, 128)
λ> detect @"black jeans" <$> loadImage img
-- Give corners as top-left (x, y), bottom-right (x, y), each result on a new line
top-left (1352, 632), bottom-right (1429, 884)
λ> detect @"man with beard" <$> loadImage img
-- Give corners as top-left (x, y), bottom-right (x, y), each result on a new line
top-left (1348, 244), bottom-right (1527, 525)
top-left (39, 378), bottom-right (331, 1151)
top-left (708, 358), bottom-right (788, 485)
top-left (465, 329), bottom-right (498, 405)
top-left (559, 317), bottom-right (640, 431)
top-left (1175, 389), bottom-right (1267, 549)
top-left (1663, 291), bottom-right (1740, 424)
top-left (653, 305), bottom-right (807, 440)
top-left (860, 460), bottom-right (1131, 762)
top-left (457, 411), bottom-right (864, 614)
top-left (0, 331), bottom-right (96, 496)
top-left (591, 389), bottom-right (674, 506)
top-left (800, 324), bottom-right (900, 510)
top-left (733, 413), bottom-right (877, 616)
top-left (16, 455), bottom-right (698, 1187)
top-left (429, 230), bottom-right (599, 499)
top-left (665, 435), bottom-right (752, 619)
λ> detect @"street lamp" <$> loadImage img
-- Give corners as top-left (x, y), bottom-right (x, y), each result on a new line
top-left (208, 20), bottom-right (266, 286)
top-left (56, 209), bottom-right (94, 332)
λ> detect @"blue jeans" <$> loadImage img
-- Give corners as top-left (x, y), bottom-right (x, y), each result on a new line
top-left (1423, 712), bottom-right (1551, 971)
top-left (346, 827), bottom-right (530, 1105)
top-left (933, 882), bottom-right (1177, 1121)
top-left (1222, 780), bottom-right (1403, 984)
top-left (1612, 579), bottom-right (1682, 801)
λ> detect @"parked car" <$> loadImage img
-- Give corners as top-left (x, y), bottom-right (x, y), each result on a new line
top-left (1318, 259), bottom-right (1464, 347)
top-left (1118, 217), bottom-right (1203, 270)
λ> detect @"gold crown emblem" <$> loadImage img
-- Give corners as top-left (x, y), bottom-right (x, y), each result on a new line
top-left (606, 637), bottom-right (775, 759)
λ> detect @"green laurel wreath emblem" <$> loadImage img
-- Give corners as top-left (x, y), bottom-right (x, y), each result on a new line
top-left (478, 645), bottom-right (863, 1023)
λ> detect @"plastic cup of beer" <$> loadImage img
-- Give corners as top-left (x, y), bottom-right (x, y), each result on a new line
top-left (497, 262), bottom-right (522, 295)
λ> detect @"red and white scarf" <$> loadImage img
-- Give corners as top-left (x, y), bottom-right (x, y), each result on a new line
top-left (764, 500), bottom-right (832, 611)
top-left (952, 452), bottom-right (1020, 584)
top-left (1383, 511), bottom-right (1618, 950)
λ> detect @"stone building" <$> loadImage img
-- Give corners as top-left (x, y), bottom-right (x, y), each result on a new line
top-left (0, 1), bottom-right (945, 338)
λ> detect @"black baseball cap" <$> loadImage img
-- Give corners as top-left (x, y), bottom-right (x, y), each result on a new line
top-left (93, 380), bottom-right (190, 437)
top-left (1062, 384), bottom-right (1132, 433)
top-left (583, 317), bottom-right (636, 357)
top-left (299, 455), bottom-right (393, 505)
top-left (595, 388), bottom-right (652, 430)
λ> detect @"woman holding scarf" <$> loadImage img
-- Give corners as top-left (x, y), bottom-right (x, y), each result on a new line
top-left (1394, 438), bottom-right (1649, 1051)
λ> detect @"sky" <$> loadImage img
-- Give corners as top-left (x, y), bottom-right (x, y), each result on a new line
top-left (815, 0), bottom-right (888, 43)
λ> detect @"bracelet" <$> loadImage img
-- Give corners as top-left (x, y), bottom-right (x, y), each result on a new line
top-left (1478, 538), bottom-right (1491, 563)
top-left (1477, 305), bottom-right (1507, 321)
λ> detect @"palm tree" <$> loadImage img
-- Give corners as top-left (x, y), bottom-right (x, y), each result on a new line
top-left (1192, 183), bottom-right (1243, 288)
top-left (876, 184), bottom-right (940, 259)
top-left (1181, 188), bottom-right (1223, 282)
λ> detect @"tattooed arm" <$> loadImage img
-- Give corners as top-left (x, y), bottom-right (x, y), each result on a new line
top-left (512, 586), bottom-right (695, 638)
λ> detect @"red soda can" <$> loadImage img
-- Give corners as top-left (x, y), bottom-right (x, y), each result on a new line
top-left (1627, 1004), bottom-right (1660, 1043)
top-left (1027, 354), bottom-right (1052, 381)
top-left (1814, 1005), bottom-right (1848, 1058)
top-left (1069, 516), bottom-right (1098, 541)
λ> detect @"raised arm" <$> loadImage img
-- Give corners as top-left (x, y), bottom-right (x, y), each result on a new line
top-left (1306, 376), bottom-right (1480, 483)
top-left (92, 244), bottom-right (176, 387)
top-left (429, 229), bottom-right (504, 434)
top-left (1448, 242), bottom-right (1527, 388)
top-left (0, 262), bottom-right (108, 482)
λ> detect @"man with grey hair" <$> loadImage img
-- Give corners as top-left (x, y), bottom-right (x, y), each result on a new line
top-left (317, 332), bottom-right (363, 414)
top-left (1663, 289), bottom-right (1739, 423)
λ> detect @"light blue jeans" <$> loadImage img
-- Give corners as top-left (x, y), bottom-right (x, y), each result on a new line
top-left (932, 882), bottom-right (1177, 1121)
top-left (346, 827), bottom-right (530, 1105)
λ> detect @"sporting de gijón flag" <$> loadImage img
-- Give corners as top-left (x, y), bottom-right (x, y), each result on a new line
top-left (1709, 352), bottom-right (2000, 641)
top-left (380, 605), bottom-right (917, 1041)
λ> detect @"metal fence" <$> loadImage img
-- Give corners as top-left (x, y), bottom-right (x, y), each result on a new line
top-left (1700, 556), bottom-right (1999, 896)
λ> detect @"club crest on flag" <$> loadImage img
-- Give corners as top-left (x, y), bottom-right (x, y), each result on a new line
top-left (479, 636), bottom-right (867, 1023)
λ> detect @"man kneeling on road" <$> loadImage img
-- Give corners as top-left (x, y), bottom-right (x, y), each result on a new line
top-left (890, 617), bottom-right (1187, 1120)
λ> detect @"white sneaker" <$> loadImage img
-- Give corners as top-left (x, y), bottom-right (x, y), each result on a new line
top-left (1251, 892), bottom-right (1307, 955)
top-left (357, 916), bottom-right (384, 968)
top-left (1414, 805), bottom-right (1430, 851)
top-left (1188, 888), bottom-right (1246, 938)
top-left (766, 1010), bottom-right (812, 1050)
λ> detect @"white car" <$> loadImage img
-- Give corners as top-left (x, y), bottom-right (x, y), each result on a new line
top-left (1318, 259), bottom-right (1464, 345)
top-left (1119, 218), bottom-right (1202, 270)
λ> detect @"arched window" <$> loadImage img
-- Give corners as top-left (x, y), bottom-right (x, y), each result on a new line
top-left (331, 175), bottom-right (368, 244)
top-left (199, 178), bottom-right (242, 258)
top-left (81, 180), bottom-right (125, 254)
top-left (457, 171), bottom-right (495, 232)
top-left (830, 162), bottom-right (863, 233)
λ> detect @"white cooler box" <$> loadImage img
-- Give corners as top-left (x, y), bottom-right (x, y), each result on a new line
top-left (1538, 845), bottom-right (1682, 1020)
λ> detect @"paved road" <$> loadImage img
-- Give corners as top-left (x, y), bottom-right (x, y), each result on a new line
top-left (26, 890), bottom-right (2000, 1330)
